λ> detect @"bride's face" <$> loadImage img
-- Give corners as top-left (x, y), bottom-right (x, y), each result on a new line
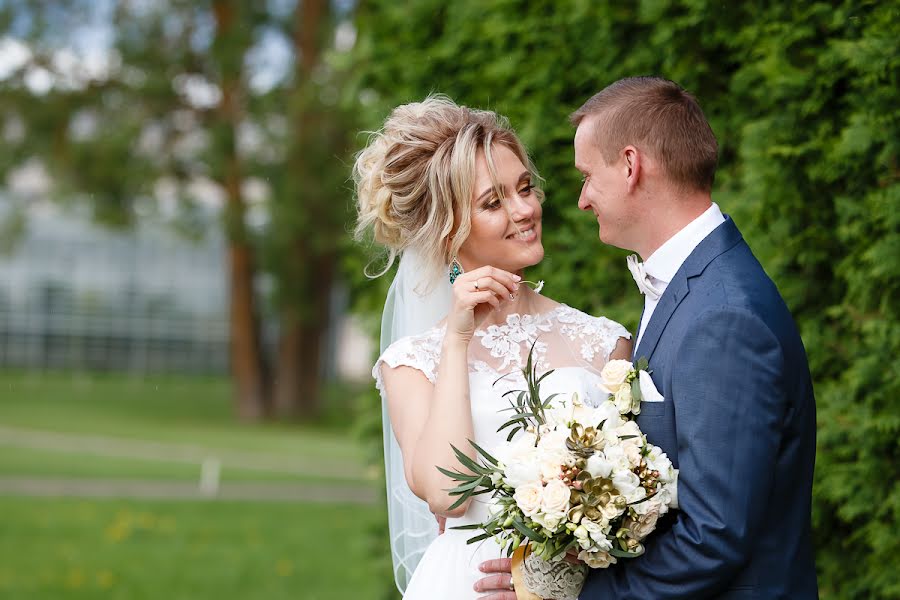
top-left (457, 144), bottom-right (544, 275)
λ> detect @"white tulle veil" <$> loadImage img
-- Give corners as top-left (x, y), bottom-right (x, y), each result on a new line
top-left (379, 248), bottom-right (452, 593)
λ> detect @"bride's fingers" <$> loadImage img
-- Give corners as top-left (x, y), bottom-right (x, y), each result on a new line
top-left (466, 290), bottom-right (501, 310)
top-left (466, 266), bottom-right (520, 295)
top-left (470, 277), bottom-right (512, 303)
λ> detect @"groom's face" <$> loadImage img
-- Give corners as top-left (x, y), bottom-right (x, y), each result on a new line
top-left (574, 116), bottom-right (634, 250)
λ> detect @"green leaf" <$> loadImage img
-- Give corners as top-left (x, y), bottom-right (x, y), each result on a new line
top-left (511, 518), bottom-right (544, 542)
top-left (631, 378), bottom-right (642, 404)
top-left (469, 439), bottom-right (500, 466)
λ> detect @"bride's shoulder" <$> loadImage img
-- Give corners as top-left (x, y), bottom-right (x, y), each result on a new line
top-left (374, 325), bottom-right (445, 383)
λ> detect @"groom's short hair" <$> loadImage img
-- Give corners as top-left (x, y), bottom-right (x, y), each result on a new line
top-left (571, 77), bottom-right (718, 193)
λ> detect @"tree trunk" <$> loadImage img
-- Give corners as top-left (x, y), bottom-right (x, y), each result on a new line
top-left (272, 0), bottom-right (330, 420)
top-left (274, 252), bottom-right (335, 419)
top-left (213, 0), bottom-right (267, 421)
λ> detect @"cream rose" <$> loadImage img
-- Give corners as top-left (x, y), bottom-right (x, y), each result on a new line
top-left (541, 479), bottom-right (571, 516)
top-left (600, 359), bottom-right (633, 393)
top-left (614, 385), bottom-right (633, 414)
top-left (627, 505), bottom-right (661, 540)
top-left (514, 481), bottom-right (544, 517)
top-left (578, 550), bottom-right (617, 569)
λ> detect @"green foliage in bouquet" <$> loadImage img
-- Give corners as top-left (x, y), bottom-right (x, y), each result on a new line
top-left (495, 341), bottom-right (562, 443)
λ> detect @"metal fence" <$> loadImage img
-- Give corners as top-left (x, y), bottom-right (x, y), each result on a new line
top-left (0, 209), bottom-right (230, 374)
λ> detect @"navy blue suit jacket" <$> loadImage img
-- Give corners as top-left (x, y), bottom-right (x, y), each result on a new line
top-left (581, 217), bottom-right (818, 599)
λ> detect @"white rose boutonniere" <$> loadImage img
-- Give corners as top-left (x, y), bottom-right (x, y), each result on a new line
top-left (599, 359), bottom-right (633, 393)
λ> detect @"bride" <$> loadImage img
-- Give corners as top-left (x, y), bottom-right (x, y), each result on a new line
top-left (354, 96), bottom-right (631, 598)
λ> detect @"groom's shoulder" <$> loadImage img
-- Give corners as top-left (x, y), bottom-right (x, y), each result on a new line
top-left (691, 240), bottom-right (798, 333)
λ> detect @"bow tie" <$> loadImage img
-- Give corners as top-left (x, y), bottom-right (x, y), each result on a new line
top-left (627, 255), bottom-right (663, 301)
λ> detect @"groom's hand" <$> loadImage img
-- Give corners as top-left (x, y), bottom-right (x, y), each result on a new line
top-left (474, 558), bottom-right (516, 599)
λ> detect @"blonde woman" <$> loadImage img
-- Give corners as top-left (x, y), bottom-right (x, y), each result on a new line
top-left (355, 96), bottom-right (631, 598)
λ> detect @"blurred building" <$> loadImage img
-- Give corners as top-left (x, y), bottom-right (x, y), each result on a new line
top-left (0, 205), bottom-right (230, 373)
top-left (0, 203), bottom-right (373, 378)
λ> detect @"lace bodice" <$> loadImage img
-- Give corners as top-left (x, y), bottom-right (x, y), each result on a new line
top-left (375, 305), bottom-right (630, 518)
top-left (374, 304), bottom-right (629, 387)
top-left (374, 304), bottom-right (630, 596)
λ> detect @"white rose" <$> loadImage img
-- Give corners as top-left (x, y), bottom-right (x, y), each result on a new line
top-left (613, 470), bottom-right (641, 497)
top-left (537, 427), bottom-right (570, 451)
top-left (625, 484), bottom-right (647, 507)
top-left (624, 443), bottom-right (643, 468)
top-left (541, 479), bottom-right (571, 516)
top-left (604, 445), bottom-right (631, 472)
top-left (537, 447), bottom-right (572, 482)
top-left (504, 459), bottom-right (542, 489)
top-left (600, 359), bottom-right (633, 393)
top-left (614, 385), bottom-right (633, 414)
top-left (593, 400), bottom-right (621, 427)
top-left (615, 420), bottom-right (642, 439)
top-left (514, 482), bottom-right (544, 517)
top-left (532, 511), bottom-right (564, 533)
top-left (585, 454), bottom-right (613, 479)
top-left (646, 448), bottom-right (675, 483)
top-left (578, 550), bottom-right (617, 569)
top-left (495, 433), bottom-right (537, 466)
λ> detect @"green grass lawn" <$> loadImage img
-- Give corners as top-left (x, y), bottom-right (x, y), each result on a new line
top-left (0, 371), bottom-right (376, 482)
top-left (0, 444), bottom-right (365, 484)
top-left (0, 371), bottom-right (393, 599)
top-left (0, 371), bottom-right (367, 464)
top-left (0, 497), bottom-right (390, 600)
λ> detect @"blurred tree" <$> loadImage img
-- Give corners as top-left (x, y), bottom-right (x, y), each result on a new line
top-left (0, 0), bottom-right (355, 421)
top-left (348, 1), bottom-right (899, 596)
top-left (266, 0), bottom-right (353, 419)
top-left (211, 0), bottom-right (269, 420)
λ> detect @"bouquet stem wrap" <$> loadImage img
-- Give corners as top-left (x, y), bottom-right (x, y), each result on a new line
top-left (513, 545), bottom-right (587, 600)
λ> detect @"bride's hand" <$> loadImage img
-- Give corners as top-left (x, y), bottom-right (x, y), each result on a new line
top-left (447, 266), bottom-right (520, 342)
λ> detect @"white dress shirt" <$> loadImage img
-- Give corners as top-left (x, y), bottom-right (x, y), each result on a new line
top-left (635, 203), bottom-right (726, 347)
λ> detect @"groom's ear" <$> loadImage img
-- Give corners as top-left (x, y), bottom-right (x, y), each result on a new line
top-left (623, 146), bottom-right (641, 193)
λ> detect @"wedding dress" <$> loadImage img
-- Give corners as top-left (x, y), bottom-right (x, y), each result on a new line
top-left (374, 303), bottom-right (630, 599)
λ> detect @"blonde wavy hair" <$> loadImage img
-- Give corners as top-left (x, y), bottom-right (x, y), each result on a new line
top-left (353, 95), bottom-right (543, 285)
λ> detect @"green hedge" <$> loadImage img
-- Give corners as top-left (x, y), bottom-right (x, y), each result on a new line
top-left (346, 2), bottom-right (899, 597)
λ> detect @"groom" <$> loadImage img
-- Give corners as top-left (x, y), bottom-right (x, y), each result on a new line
top-left (475, 77), bottom-right (818, 598)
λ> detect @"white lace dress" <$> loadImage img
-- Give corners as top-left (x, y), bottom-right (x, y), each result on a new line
top-left (374, 304), bottom-right (630, 599)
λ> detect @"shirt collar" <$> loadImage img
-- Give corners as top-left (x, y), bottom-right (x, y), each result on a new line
top-left (643, 203), bottom-right (725, 285)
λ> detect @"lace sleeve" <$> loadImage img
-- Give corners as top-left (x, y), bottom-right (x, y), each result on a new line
top-left (373, 326), bottom-right (444, 394)
top-left (555, 307), bottom-right (631, 371)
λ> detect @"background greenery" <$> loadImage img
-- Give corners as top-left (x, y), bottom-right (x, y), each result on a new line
top-left (346, 1), bottom-right (899, 598)
top-left (0, 373), bottom-right (385, 600)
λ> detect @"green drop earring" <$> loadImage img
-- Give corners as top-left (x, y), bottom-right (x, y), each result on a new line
top-left (448, 256), bottom-right (463, 284)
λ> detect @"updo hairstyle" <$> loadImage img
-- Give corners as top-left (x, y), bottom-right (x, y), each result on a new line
top-left (353, 95), bottom-right (542, 283)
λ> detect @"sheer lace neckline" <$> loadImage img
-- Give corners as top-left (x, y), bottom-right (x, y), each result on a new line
top-left (374, 304), bottom-right (631, 388)
top-left (473, 303), bottom-right (567, 334)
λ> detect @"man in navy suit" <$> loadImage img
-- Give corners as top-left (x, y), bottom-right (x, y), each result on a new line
top-left (476, 77), bottom-right (817, 598)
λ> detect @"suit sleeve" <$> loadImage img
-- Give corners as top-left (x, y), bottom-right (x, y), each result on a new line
top-left (581, 306), bottom-right (787, 599)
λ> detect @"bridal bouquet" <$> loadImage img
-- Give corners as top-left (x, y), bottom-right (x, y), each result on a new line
top-left (442, 351), bottom-right (678, 600)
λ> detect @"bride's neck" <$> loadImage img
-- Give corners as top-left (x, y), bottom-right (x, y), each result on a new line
top-left (479, 286), bottom-right (545, 328)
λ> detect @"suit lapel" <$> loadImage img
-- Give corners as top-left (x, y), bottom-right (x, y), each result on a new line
top-left (633, 216), bottom-right (744, 363)
top-left (634, 277), bottom-right (688, 362)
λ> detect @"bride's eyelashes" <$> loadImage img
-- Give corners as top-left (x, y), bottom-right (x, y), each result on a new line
top-left (479, 183), bottom-right (534, 211)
